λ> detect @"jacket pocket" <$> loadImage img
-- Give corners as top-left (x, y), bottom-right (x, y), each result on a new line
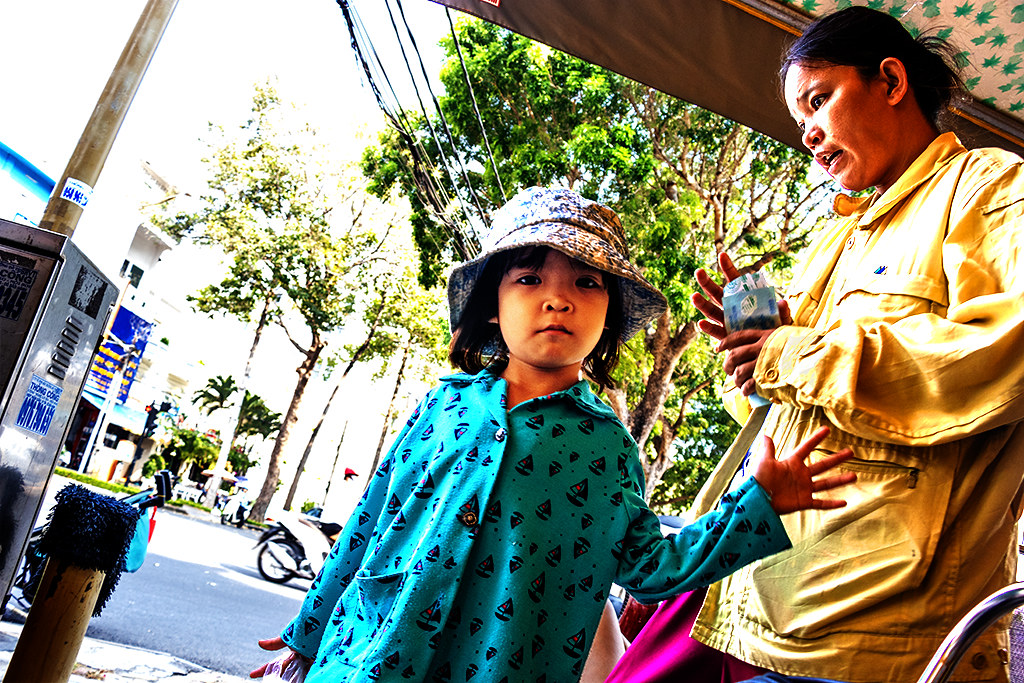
top-left (750, 446), bottom-right (952, 638)
top-left (353, 568), bottom-right (407, 642)
top-left (835, 272), bottom-right (948, 321)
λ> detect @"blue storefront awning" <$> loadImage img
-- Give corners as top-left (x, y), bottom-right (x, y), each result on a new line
top-left (80, 389), bottom-right (150, 435)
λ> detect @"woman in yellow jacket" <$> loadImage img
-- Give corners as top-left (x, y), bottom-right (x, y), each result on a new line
top-left (607, 6), bottom-right (1024, 683)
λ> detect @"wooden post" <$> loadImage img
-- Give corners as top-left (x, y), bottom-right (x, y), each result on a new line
top-left (3, 560), bottom-right (104, 682)
top-left (38, 0), bottom-right (179, 238)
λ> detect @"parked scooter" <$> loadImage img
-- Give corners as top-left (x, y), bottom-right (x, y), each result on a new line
top-left (219, 490), bottom-right (251, 528)
top-left (254, 509), bottom-right (341, 583)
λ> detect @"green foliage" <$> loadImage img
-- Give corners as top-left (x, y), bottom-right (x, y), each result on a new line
top-left (648, 392), bottom-right (742, 514)
top-left (160, 426), bottom-right (220, 471)
top-left (228, 445), bottom-right (260, 476)
top-left (300, 500), bottom-right (318, 514)
top-left (54, 467), bottom-right (139, 496)
top-left (360, 18), bottom-right (832, 498)
top-left (193, 375), bottom-right (238, 414)
top-left (141, 453), bottom-right (167, 479)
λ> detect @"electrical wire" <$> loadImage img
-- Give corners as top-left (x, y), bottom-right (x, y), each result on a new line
top-left (445, 6), bottom-right (506, 204)
top-left (335, 0), bottom-right (467, 260)
top-left (384, 0), bottom-right (485, 248)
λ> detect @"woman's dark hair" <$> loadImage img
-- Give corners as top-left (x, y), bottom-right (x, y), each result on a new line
top-left (780, 6), bottom-right (965, 126)
top-left (448, 246), bottom-right (623, 389)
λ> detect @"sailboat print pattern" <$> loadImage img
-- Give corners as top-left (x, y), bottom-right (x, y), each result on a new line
top-left (282, 369), bottom-right (788, 682)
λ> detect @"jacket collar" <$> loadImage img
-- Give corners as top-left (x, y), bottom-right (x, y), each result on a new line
top-left (833, 132), bottom-right (967, 226)
top-left (440, 368), bottom-right (620, 422)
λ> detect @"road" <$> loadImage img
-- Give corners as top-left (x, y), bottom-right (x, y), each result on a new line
top-left (84, 509), bottom-right (312, 678)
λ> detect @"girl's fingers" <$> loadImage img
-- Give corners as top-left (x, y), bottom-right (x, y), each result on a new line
top-left (811, 472), bottom-right (857, 492)
top-left (778, 299), bottom-right (793, 326)
top-left (808, 497), bottom-right (848, 510)
top-left (696, 318), bottom-right (727, 341)
top-left (806, 448), bottom-right (854, 475)
top-left (258, 638), bottom-right (285, 651)
top-left (788, 426), bottom-right (831, 460)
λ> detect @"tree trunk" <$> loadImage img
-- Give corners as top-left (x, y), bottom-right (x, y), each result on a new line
top-left (248, 337), bottom-right (326, 523)
top-left (202, 297), bottom-right (271, 507)
top-left (322, 421), bottom-right (348, 507)
top-left (628, 315), bottom-right (698, 453)
top-left (280, 300), bottom-right (387, 510)
top-left (643, 377), bottom-right (711, 498)
top-left (367, 342), bottom-right (410, 480)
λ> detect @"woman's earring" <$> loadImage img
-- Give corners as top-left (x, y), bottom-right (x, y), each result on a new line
top-left (489, 315), bottom-right (499, 324)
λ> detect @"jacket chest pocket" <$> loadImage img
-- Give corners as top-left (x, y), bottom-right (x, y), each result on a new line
top-left (833, 272), bottom-right (947, 324)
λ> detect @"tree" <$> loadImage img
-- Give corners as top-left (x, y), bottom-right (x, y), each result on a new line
top-left (280, 239), bottom-right (448, 511)
top-left (192, 375), bottom-right (238, 415)
top-left (191, 375), bottom-right (280, 477)
top-left (361, 20), bottom-right (833, 508)
top-left (155, 82), bottom-right (402, 522)
top-left (159, 425), bottom-right (220, 479)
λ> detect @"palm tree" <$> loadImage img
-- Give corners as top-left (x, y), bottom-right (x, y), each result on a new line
top-left (193, 375), bottom-right (238, 416)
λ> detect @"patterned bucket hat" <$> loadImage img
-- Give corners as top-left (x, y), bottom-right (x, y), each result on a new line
top-left (447, 187), bottom-right (668, 341)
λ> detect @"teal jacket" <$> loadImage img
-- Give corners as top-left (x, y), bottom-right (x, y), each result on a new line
top-left (282, 369), bottom-right (789, 682)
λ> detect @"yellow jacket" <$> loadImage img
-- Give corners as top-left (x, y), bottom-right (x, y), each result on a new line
top-left (693, 133), bottom-right (1024, 682)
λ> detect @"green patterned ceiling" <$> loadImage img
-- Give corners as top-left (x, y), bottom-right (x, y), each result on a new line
top-left (780, 1), bottom-right (1024, 125)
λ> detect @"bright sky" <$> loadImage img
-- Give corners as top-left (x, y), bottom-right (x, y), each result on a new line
top-left (0, 0), bottom-right (452, 516)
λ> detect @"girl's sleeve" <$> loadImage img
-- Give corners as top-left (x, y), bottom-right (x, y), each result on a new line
top-left (614, 455), bottom-right (791, 604)
top-left (279, 391), bottom-right (434, 658)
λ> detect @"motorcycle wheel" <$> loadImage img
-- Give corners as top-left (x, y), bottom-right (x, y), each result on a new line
top-left (257, 540), bottom-right (300, 583)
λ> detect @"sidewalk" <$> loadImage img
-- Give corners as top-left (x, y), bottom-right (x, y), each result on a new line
top-left (0, 614), bottom-right (249, 682)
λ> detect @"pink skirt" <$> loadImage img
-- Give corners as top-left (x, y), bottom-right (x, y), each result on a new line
top-left (606, 588), bottom-right (767, 683)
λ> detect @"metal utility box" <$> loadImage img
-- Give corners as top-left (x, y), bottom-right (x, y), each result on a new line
top-left (0, 217), bottom-right (118, 606)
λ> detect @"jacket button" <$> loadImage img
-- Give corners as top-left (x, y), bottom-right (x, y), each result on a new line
top-left (971, 653), bottom-right (987, 670)
top-left (845, 236), bottom-right (855, 249)
top-left (459, 511), bottom-right (478, 527)
top-left (495, 427), bottom-right (506, 442)
top-left (763, 367), bottom-right (779, 382)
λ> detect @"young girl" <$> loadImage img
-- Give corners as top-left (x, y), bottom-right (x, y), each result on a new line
top-left (251, 187), bottom-right (855, 683)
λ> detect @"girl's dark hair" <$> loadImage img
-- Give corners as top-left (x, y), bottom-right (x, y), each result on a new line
top-left (780, 6), bottom-right (965, 126)
top-left (448, 246), bottom-right (623, 389)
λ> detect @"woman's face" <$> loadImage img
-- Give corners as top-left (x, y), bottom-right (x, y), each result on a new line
top-left (784, 62), bottom-right (907, 193)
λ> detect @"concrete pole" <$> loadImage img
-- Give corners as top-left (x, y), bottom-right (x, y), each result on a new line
top-left (38, 0), bottom-right (180, 238)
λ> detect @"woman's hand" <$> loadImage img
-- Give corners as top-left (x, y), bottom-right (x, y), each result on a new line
top-left (692, 252), bottom-right (791, 395)
top-left (250, 637), bottom-right (308, 679)
top-left (750, 426), bottom-right (856, 515)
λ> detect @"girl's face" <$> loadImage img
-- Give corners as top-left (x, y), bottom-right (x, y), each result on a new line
top-left (784, 62), bottom-right (907, 193)
top-left (496, 250), bottom-right (609, 383)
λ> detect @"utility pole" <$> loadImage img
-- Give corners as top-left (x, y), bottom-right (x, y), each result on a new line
top-left (38, 0), bottom-right (180, 238)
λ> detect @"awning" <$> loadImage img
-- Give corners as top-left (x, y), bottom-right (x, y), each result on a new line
top-left (432, 0), bottom-right (1024, 157)
top-left (79, 389), bottom-right (150, 435)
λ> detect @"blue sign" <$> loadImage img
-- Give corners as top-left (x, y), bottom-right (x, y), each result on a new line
top-left (16, 374), bottom-right (62, 436)
top-left (84, 306), bottom-right (154, 402)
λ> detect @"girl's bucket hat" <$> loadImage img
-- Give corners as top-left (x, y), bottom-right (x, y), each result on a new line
top-left (448, 187), bottom-right (668, 341)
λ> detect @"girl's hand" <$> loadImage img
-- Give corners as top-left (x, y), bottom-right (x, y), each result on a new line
top-left (250, 637), bottom-right (308, 679)
top-left (750, 426), bottom-right (856, 515)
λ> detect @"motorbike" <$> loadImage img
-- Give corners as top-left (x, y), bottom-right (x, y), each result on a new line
top-left (10, 470), bottom-right (172, 609)
top-left (219, 491), bottom-right (251, 528)
top-left (254, 509), bottom-right (341, 584)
